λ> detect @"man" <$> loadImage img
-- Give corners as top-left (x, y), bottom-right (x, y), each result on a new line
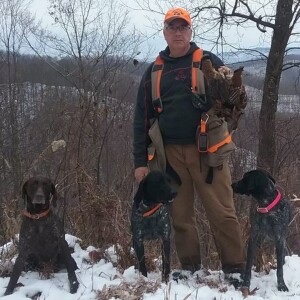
top-left (133, 7), bottom-right (245, 279)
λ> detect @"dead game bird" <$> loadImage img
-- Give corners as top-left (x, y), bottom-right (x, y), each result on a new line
top-left (201, 55), bottom-right (248, 131)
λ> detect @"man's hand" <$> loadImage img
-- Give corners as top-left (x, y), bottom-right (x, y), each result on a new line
top-left (135, 167), bottom-right (149, 183)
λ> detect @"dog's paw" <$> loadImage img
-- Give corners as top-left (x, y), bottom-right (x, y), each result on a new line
top-left (4, 290), bottom-right (13, 296)
top-left (278, 282), bottom-right (289, 292)
top-left (30, 291), bottom-right (42, 300)
top-left (171, 270), bottom-right (192, 282)
top-left (69, 279), bottom-right (79, 294)
top-left (4, 283), bottom-right (23, 296)
top-left (162, 272), bottom-right (170, 283)
top-left (224, 273), bottom-right (243, 289)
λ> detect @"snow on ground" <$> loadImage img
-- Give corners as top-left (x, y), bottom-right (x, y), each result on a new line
top-left (1, 234), bottom-right (300, 300)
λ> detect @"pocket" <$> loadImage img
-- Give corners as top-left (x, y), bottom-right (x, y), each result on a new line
top-left (205, 141), bottom-right (235, 167)
top-left (203, 114), bottom-right (235, 167)
top-left (148, 119), bottom-right (166, 171)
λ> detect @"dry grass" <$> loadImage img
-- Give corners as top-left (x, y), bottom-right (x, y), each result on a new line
top-left (1, 200), bottom-right (20, 244)
top-left (0, 241), bottom-right (17, 277)
top-left (38, 262), bottom-right (55, 280)
top-left (196, 276), bottom-right (229, 293)
top-left (97, 278), bottom-right (161, 300)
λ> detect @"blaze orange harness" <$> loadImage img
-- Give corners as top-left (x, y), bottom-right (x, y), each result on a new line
top-left (22, 208), bottom-right (50, 219)
top-left (151, 48), bottom-right (232, 156)
top-left (151, 48), bottom-right (205, 114)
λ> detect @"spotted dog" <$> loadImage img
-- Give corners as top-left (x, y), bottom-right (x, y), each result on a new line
top-left (131, 170), bottom-right (177, 281)
top-left (232, 169), bottom-right (291, 294)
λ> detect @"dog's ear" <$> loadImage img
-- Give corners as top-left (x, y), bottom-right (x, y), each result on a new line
top-left (256, 169), bottom-right (276, 189)
top-left (51, 183), bottom-right (58, 207)
top-left (257, 169), bottom-right (275, 182)
top-left (170, 190), bottom-right (178, 199)
top-left (242, 173), bottom-right (257, 192)
top-left (267, 173), bottom-right (276, 184)
top-left (22, 180), bottom-right (28, 201)
top-left (261, 171), bottom-right (276, 192)
top-left (133, 180), bottom-right (144, 207)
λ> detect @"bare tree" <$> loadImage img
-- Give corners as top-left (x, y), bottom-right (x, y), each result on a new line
top-left (27, 0), bottom-right (144, 186)
top-left (13, 0), bottom-right (148, 238)
top-left (0, 0), bottom-right (35, 243)
top-left (132, 0), bottom-right (300, 175)
top-left (0, 0), bottom-right (34, 192)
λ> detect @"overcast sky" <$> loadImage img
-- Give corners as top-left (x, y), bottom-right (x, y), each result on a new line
top-left (30, 0), bottom-right (299, 59)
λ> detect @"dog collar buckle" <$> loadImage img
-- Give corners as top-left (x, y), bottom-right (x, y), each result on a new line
top-left (257, 207), bottom-right (268, 213)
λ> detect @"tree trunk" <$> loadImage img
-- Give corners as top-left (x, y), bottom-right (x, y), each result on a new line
top-left (257, 0), bottom-right (293, 175)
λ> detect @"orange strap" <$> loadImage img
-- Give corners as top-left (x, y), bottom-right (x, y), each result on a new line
top-left (143, 203), bottom-right (163, 217)
top-left (22, 208), bottom-right (50, 219)
top-left (191, 48), bottom-right (203, 93)
top-left (208, 134), bottom-right (232, 153)
top-left (152, 56), bottom-right (164, 101)
top-left (200, 113), bottom-right (209, 133)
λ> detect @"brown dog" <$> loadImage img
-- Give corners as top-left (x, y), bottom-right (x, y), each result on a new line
top-left (4, 177), bottom-right (79, 295)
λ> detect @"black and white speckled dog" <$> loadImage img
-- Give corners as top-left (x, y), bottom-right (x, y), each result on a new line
top-left (131, 170), bottom-right (177, 281)
top-left (4, 177), bottom-right (79, 296)
top-left (232, 169), bottom-right (291, 294)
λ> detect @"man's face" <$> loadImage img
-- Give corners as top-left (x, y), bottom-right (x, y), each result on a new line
top-left (163, 19), bottom-right (192, 54)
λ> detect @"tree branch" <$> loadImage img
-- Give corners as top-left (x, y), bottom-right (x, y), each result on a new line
top-left (290, 2), bottom-right (300, 31)
top-left (195, 1), bottom-right (275, 31)
top-left (282, 61), bottom-right (300, 71)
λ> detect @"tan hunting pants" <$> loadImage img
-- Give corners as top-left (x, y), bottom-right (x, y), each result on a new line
top-left (165, 144), bottom-right (245, 272)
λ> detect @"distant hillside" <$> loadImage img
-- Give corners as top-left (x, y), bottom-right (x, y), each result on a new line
top-left (245, 86), bottom-right (300, 113)
top-left (222, 47), bottom-right (300, 64)
top-left (0, 48), bottom-right (299, 97)
top-left (222, 47), bottom-right (300, 95)
top-left (241, 55), bottom-right (300, 95)
top-left (218, 48), bottom-right (300, 95)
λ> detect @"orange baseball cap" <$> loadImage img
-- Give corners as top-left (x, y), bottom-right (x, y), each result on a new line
top-left (164, 8), bottom-right (192, 25)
